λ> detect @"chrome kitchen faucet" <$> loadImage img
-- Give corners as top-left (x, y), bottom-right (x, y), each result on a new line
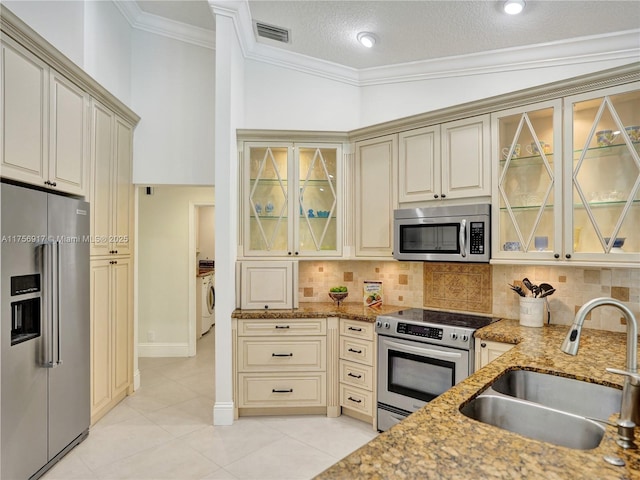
top-left (561, 297), bottom-right (640, 449)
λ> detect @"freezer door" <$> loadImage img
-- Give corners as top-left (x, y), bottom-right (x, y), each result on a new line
top-left (1, 183), bottom-right (49, 479)
top-left (46, 193), bottom-right (90, 458)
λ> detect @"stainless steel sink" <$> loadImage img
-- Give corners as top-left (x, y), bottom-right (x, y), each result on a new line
top-left (490, 369), bottom-right (622, 422)
top-left (461, 394), bottom-right (606, 450)
top-left (460, 370), bottom-right (623, 450)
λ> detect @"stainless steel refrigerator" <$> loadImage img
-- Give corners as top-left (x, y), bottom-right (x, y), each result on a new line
top-left (1, 182), bottom-right (90, 479)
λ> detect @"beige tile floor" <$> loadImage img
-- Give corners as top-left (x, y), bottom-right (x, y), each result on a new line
top-left (42, 330), bottom-right (378, 480)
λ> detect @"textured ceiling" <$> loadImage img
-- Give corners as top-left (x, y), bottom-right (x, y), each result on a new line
top-left (136, 0), bottom-right (640, 69)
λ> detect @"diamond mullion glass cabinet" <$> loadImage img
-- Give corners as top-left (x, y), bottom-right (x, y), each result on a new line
top-left (243, 141), bottom-right (342, 257)
top-left (491, 99), bottom-right (563, 260)
top-left (563, 83), bottom-right (640, 263)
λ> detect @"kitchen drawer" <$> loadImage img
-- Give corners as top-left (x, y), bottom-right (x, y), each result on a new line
top-left (238, 318), bottom-right (325, 336)
top-left (238, 373), bottom-right (326, 408)
top-left (340, 319), bottom-right (375, 341)
top-left (238, 337), bottom-right (326, 372)
top-left (340, 384), bottom-right (374, 416)
top-left (340, 336), bottom-right (374, 366)
top-left (339, 359), bottom-right (373, 391)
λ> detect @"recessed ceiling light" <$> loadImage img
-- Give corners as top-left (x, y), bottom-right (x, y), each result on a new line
top-left (504, 0), bottom-right (525, 15)
top-left (357, 32), bottom-right (377, 48)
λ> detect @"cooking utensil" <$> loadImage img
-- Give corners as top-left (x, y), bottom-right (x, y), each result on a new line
top-left (539, 287), bottom-right (556, 298)
top-left (508, 284), bottom-right (526, 297)
top-left (522, 278), bottom-right (540, 297)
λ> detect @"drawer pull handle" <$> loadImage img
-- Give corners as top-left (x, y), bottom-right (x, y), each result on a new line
top-left (348, 373), bottom-right (362, 379)
top-left (272, 388), bottom-right (293, 393)
top-left (275, 325), bottom-right (290, 329)
top-left (348, 348), bottom-right (363, 354)
top-left (272, 353), bottom-right (293, 357)
top-left (348, 396), bottom-right (362, 403)
top-left (348, 326), bottom-right (363, 332)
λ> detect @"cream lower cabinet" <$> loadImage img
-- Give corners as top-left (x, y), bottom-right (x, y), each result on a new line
top-left (339, 319), bottom-right (376, 427)
top-left (90, 257), bottom-right (133, 425)
top-left (235, 318), bottom-right (339, 417)
top-left (474, 338), bottom-right (514, 372)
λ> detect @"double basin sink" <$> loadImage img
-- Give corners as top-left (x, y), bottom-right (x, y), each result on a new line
top-left (460, 369), bottom-right (622, 450)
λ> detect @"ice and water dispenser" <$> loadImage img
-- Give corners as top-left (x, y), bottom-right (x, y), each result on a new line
top-left (10, 274), bottom-right (41, 345)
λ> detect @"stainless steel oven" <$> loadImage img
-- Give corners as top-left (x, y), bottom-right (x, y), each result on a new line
top-left (376, 308), bottom-right (493, 432)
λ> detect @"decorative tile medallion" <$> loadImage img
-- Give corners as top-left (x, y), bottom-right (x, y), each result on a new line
top-left (423, 262), bottom-right (492, 314)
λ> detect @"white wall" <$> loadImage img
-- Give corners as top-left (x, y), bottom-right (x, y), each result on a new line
top-left (3, 1), bottom-right (85, 68)
top-left (242, 58), bottom-right (638, 131)
top-left (84, 0), bottom-right (133, 105)
top-left (137, 186), bottom-right (214, 355)
top-left (197, 206), bottom-right (215, 260)
top-left (359, 59), bottom-right (637, 126)
top-left (243, 60), bottom-right (360, 131)
top-left (131, 30), bottom-right (215, 185)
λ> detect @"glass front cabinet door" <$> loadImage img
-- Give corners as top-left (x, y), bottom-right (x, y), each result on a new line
top-left (564, 84), bottom-right (639, 262)
top-left (492, 100), bottom-right (563, 259)
top-left (243, 142), bottom-right (342, 257)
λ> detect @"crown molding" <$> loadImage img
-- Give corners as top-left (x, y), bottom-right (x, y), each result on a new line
top-left (114, 0), bottom-right (215, 50)
top-left (209, 1), bottom-right (640, 87)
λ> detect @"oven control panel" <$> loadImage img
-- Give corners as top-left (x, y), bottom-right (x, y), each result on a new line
top-left (396, 322), bottom-right (443, 340)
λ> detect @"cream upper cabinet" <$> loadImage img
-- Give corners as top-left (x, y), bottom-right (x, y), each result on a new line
top-left (241, 141), bottom-right (343, 258)
top-left (89, 100), bottom-right (133, 257)
top-left (492, 99), bottom-right (563, 260)
top-left (398, 116), bottom-right (490, 205)
top-left (398, 126), bottom-right (440, 204)
top-left (441, 115), bottom-right (491, 200)
top-left (1, 38), bottom-right (88, 196)
top-left (492, 83), bottom-right (639, 265)
top-left (355, 135), bottom-right (398, 258)
top-left (563, 84), bottom-right (640, 263)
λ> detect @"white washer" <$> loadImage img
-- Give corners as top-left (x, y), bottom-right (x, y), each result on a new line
top-left (201, 273), bottom-right (215, 335)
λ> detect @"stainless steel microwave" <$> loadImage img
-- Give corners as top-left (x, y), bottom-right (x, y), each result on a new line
top-left (393, 204), bottom-right (490, 262)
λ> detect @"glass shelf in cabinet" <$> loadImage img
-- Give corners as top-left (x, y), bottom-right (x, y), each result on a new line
top-left (499, 203), bottom-right (554, 212)
top-left (574, 198), bottom-right (639, 209)
top-left (250, 178), bottom-right (288, 185)
top-left (499, 153), bottom-right (554, 166)
top-left (574, 143), bottom-right (640, 160)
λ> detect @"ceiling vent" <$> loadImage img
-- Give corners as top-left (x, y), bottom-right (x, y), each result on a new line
top-left (255, 22), bottom-right (290, 43)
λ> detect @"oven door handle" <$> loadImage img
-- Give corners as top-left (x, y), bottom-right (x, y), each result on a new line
top-left (459, 219), bottom-right (467, 258)
top-left (384, 339), bottom-right (463, 359)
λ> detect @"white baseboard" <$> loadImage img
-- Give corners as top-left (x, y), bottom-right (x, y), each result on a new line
top-left (213, 401), bottom-right (235, 425)
top-left (133, 369), bottom-right (141, 391)
top-left (138, 342), bottom-right (190, 357)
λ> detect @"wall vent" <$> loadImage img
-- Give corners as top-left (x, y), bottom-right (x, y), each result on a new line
top-left (255, 22), bottom-right (290, 43)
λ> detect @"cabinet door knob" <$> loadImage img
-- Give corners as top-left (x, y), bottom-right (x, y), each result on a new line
top-left (481, 342), bottom-right (487, 348)
top-left (294, 251), bottom-right (299, 255)
top-left (288, 252), bottom-right (292, 255)
top-left (433, 194), bottom-right (439, 199)
top-left (554, 253), bottom-right (560, 259)
top-left (565, 254), bottom-right (571, 259)
top-left (441, 194), bottom-right (446, 198)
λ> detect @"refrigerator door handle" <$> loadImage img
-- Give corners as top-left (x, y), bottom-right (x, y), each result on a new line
top-left (42, 242), bottom-right (55, 368)
top-left (53, 240), bottom-right (62, 367)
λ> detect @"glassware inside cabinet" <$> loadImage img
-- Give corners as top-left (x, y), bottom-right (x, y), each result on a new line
top-left (497, 106), bottom-right (556, 253)
top-left (297, 147), bottom-right (338, 252)
top-left (571, 90), bottom-right (640, 255)
top-left (248, 146), bottom-right (289, 251)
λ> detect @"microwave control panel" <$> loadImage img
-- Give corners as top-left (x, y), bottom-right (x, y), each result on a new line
top-left (469, 222), bottom-right (485, 255)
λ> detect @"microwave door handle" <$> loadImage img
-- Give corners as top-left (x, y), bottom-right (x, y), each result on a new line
top-left (459, 219), bottom-right (467, 258)
top-left (385, 340), bottom-right (463, 360)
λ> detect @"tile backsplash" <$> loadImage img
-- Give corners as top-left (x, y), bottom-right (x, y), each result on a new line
top-left (298, 260), bottom-right (639, 333)
top-left (298, 260), bottom-right (423, 307)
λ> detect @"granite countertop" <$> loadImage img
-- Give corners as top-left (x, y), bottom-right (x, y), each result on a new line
top-left (315, 319), bottom-right (640, 479)
top-left (232, 302), bottom-right (408, 322)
